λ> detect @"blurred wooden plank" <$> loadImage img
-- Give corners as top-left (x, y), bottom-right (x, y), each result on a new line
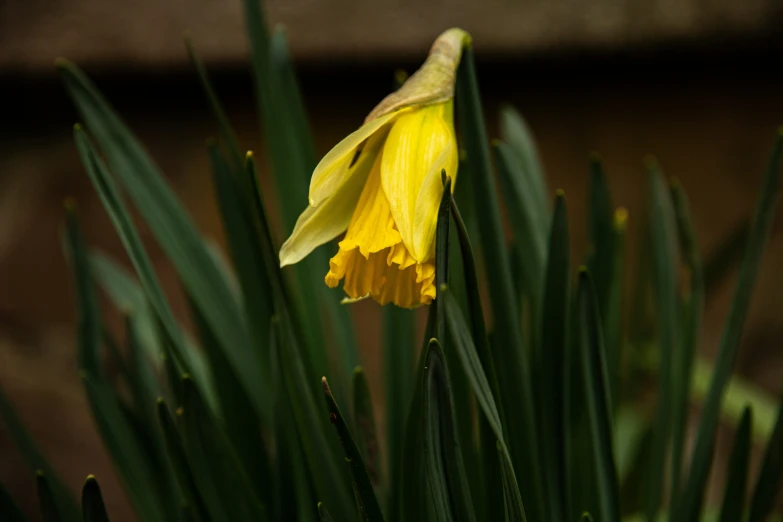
top-left (1, 0), bottom-right (782, 71)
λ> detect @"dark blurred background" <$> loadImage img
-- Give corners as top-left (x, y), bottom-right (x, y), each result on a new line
top-left (2, 1), bottom-right (783, 520)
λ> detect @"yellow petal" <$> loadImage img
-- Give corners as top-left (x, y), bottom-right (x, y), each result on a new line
top-left (279, 132), bottom-right (385, 267)
top-left (380, 102), bottom-right (457, 262)
top-left (412, 142), bottom-right (458, 261)
top-left (309, 109), bottom-right (408, 207)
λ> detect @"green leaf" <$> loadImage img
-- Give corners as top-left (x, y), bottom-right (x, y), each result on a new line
top-left (577, 270), bottom-right (621, 522)
top-left (81, 476), bottom-right (110, 522)
top-left (0, 392), bottom-right (80, 522)
top-left (498, 105), bottom-right (548, 220)
top-left (73, 128), bottom-right (211, 407)
top-left (645, 159), bottom-right (680, 520)
top-left (603, 208), bottom-right (627, 411)
top-left (493, 140), bottom-right (546, 316)
top-left (586, 155), bottom-right (615, 325)
top-left (676, 130), bottom-right (782, 522)
top-left (718, 406), bottom-right (752, 522)
top-left (353, 368), bottom-right (381, 488)
top-left (383, 305), bottom-right (415, 520)
top-left (64, 207), bottom-right (172, 522)
top-left (422, 339), bottom-right (476, 522)
top-left (0, 479), bottom-right (27, 522)
top-left (669, 180), bottom-right (704, 503)
top-left (208, 142), bottom-right (273, 373)
top-left (186, 293), bottom-right (272, 504)
top-left (60, 65), bottom-right (268, 426)
top-left (539, 192), bottom-right (571, 522)
top-left (748, 389), bottom-right (783, 522)
top-left (180, 376), bottom-right (267, 522)
top-left (156, 399), bottom-right (207, 522)
top-left (435, 175), bottom-right (453, 341)
top-left (322, 377), bottom-right (384, 522)
top-left (318, 503), bottom-right (334, 522)
top-left (37, 471), bottom-right (63, 522)
top-left (455, 44), bottom-right (543, 522)
top-left (497, 442), bottom-right (526, 522)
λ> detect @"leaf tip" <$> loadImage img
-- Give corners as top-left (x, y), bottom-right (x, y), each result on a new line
top-left (353, 366), bottom-right (364, 377)
top-left (643, 154), bottom-right (659, 171)
top-left (614, 207), bottom-right (628, 229)
top-left (556, 188), bottom-right (566, 199)
top-left (321, 376), bottom-right (331, 396)
top-left (63, 197), bottom-right (78, 213)
top-left (54, 57), bottom-right (70, 69)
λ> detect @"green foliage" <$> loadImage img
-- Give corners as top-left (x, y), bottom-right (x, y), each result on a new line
top-left (1, 2), bottom-right (782, 522)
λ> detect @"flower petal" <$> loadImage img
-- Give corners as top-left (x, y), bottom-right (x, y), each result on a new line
top-left (279, 132), bottom-right (384, 267)
top-left (380, 102), bottom-right (457, 262)
top-left (309, 109), bottom-right (408, 206)
top-left (412, 142), bottom-right (458, 261)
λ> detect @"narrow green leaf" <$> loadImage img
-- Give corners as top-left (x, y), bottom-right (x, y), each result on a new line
top-left (669, 179), bottom-right (704, 504)
top-left (577, 270), bottom-right (621, 522)
top-left (586, 154), bottom-right (616, 328)
top-left (582, 513), bottom-right (595, 522)
top-left (748, 390), bottom-right (783, 522)
top-left (676, 130), bottom-right (782, 522)
top-left (422, 339), bottom-right (476, 522)
top-left (0, 392), bottom-right (79, 522)
top-left (604, 208), bottom-right (627, 411)
top-left (156, 399), bottom-right (208, 522)
top-left (494, 141), bottom-right (546, 315)
top-left (646, 160), bottom-right (680, 520)
top-left (81, 476), bottom-right (110, 522)
top-left (37, 471), bottom-right (63, 522)
top-left (383, 305), bottom-right (415, 520)
top-left (60, 66), bottom-right (268, 426)
top-left (353, 368), bottom-right (381, 488)
top-left (718, 406), bottom-right (752, 522)
top-left (184, 37), bottom-right (244, 169)
top-left (675, 130), bottom-right (783, 520)
top-left (186, 293), bottom-right (272, 504)
top-left (318, 503), bottom-right (334, 522)
top-left (0, 479), bottom-right (27, 522)
top-left (703, 222), bottom-right (749, 298)
top-left (435, 174), bottom-right (453, 341)
top-left (455, 44), bottom-right (543, 522)
top-left (73, 128), bottom-right (210, 406)
top-left (180, 376), bottom-right (267, 522)
top-left (539, 192), bottom-right (571, 522)
top-left (322, 377), bottom-right (384, 522)
top-left (497, 442), bottom-right (526, 522)
top-left (208, 141), bottom-right (273, 372)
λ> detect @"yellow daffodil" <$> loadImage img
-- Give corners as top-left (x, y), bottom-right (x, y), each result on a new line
top-left (279, 28), bottom-right (471, 308)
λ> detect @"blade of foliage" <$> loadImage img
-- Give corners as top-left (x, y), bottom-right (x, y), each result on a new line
top-left (497, 442), bottom-right (526, 522)
top-left (747, 389), bottom-right (783, 522)
top-left (81, 476), bottom-right (110, 522)
top-left (703, 222), bottom-right (749, 298)
top-left (318, 503), bottom-right (334, 522)
top-left (186, 294), bottom-right (272, 504)
top-left (498, 105), bottom-right (548, 220)
top-left (578, 270), bottom-right (621, 522)
top-left (494, 141), bottom-right (545, 318)
top-left (669, 179), bottom-right (704, 503)
top-left (604, 208), bottom-right (627, 409)
top-left (450, 198), bottom-right (507, 521)
top-left (156, 399), bottom-right (208, 522)
top-left (718, 406), bottom-right (752, 522)
top-left (676, 130), bottom-right (782, 522)
top-left (180, 376), bottom-right (267, 521)
top-left (60, 65), bottom-right (268, 426)
top-left (383, 305), bottom-right (414, 520)
top-left (586, 155), bottom-right (615, 332)
top-left (456, 44), bottom-right (543, 521)
top-left (353, 368), bottom-right (381, 489)
top-left (72, 125), bottom-right (211, 406)
top-left (37, 471), bottom-right (63, 522)
top-left (322, 377), bottom-right (384, 522)
top-left (0, 394), bottom-right (79, 522)
top-left (184, 37), bottom-right (244, 169)
top-left (539, 192), bottom-right (571, 522)
top-left (208, 140), bottom-right (273, 371)
top-left (422, 339), bottom-right (476, 522)
top-left (436, 175), bottom-right (453, 339)
top-left (645, 160), bottom-right (680, 520)
top-left (65, 207), bottom-right (173, 522)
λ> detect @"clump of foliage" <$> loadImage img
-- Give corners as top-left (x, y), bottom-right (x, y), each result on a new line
top-left (1, 1), bottom-right (782, 521)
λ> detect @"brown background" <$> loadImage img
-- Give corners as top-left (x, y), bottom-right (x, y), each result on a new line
top-left (1, 0), bottom-right (783, 520)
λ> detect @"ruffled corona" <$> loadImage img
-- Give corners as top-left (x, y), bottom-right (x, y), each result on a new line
top-left (278, 28), bottom-right (470, 308)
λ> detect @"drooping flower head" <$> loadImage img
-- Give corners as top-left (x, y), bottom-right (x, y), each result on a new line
top-left (279, 28), bottom-right (471, 308)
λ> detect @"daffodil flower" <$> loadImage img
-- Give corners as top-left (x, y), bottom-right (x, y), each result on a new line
top-left (279, 28), bottom-right (471, 308)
